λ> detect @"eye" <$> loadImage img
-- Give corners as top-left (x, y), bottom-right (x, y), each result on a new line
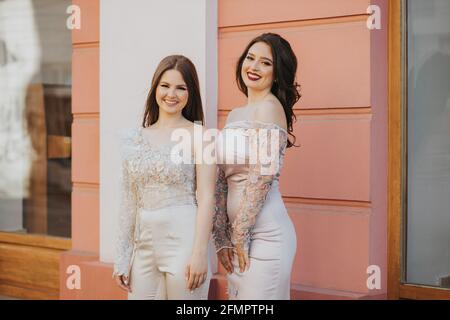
top-left (262, 62), bottom-right (272, 66)
top-left (245, 55), bottom-right (254, 61)
top-left (160, 84), bottom-right (169, 88)
top-left (177, 87), bottom-right (187, 91)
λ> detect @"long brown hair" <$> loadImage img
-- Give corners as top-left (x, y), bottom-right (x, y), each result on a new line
top-left (236, 33), bottom-right (301, 148)
top-left (142, 55), bottom-right (204, 127)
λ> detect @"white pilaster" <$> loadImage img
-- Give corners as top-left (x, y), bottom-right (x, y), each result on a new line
top-left (99, 0), bottom-right (218, 263)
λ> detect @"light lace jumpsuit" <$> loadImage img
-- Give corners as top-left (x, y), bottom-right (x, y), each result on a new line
top-left (113, 127), bottom-right (210, 300)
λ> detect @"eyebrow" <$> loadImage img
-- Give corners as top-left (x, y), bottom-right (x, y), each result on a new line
top-left (247, 52), bottom-right (273, 63)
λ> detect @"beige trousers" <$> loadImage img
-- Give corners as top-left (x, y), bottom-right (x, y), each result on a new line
top-left (128, 204), bottom-right (210, 300)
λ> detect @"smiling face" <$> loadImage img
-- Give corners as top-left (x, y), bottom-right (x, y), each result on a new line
top-left (240, 41), bottom-right (274, 93)
top-left (155, 69), bottom-right (189, 116)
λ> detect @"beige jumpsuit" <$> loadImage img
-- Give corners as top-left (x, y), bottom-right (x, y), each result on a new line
top-left (113, 128), bottom-right (210, 300)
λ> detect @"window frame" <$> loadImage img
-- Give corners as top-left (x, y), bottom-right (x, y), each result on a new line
top-left (387, 0), bottom-right (450, 300)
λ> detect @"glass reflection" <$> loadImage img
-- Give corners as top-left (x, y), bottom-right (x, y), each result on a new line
top-left (0, 0), bottom-right (72, 237)
top-left (406, 0), bottom-right (450, 288)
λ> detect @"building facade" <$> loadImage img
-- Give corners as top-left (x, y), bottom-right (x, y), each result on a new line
top-left (0, 0), bottom-right (449, 300)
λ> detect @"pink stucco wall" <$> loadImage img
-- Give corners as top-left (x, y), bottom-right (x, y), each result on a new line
top-left (217, 0), bottom-right (388, 299)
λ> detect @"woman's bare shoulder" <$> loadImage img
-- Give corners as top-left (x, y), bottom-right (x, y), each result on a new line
top-left (226, 106), bottom-right (248, 124)
top-left (254, 98), bottom-right (287, 130)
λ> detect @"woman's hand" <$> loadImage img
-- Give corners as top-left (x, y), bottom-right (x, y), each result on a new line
top-left (185, 251), bottom-right (208, 291)
top-left (114, 274), bottom-right (132, 293)
top-left (235, 243), bottom-right (250, 273)
top-left (217, 247), bottom-right (234, 274)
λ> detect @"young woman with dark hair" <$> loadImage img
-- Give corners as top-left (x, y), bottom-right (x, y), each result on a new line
top-left (213, 33), bottom-right (300, 299)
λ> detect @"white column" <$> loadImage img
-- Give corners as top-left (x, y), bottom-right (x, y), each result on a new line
top-left (100, 0), bottom-right (218, 263)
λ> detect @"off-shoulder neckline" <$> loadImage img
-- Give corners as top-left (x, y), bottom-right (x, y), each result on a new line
top-left (223, 120), bottom-right (288, 134)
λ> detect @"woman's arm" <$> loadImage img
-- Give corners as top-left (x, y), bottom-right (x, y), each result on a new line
top-left (212, 124), bottom-right (235, 273)
top-left (231, 153), bottom-right (276, 272)
top-left (113, 156), bottom-right (138, 292)
top-left (192, 158), bottom-right (216, 256)
top-left (185, 125), bottom-right (216, 290)
top-left (113, 130), bottom-right (140, 292)
top-left (212, 166), bottom-right (233, 251)
top-left (113, 158), bottom-right (138, 275)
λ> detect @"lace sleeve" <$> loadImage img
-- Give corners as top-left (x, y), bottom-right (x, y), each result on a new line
top-left (212, 166), bottom-right (233, 252)
top-left (231, 127), bottom-right (287, 253)
top-left (113, 129), bottom-right (139, 277)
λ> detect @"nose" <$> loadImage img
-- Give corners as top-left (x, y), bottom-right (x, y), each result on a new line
top-left (166, 87), bottom-right (177, 98)
top-left (249, 60), bottom-right (260, 71)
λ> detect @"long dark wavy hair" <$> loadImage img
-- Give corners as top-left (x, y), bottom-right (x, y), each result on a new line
top-left (142, 55), bottom-right (204, 127)
top-left (236, 33), bottom-right (301, 148)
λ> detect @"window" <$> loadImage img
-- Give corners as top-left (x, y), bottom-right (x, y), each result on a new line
top-left (405, 0), bottom-right (450, 289)
top-left (0, 0), bottom-right (72, 238)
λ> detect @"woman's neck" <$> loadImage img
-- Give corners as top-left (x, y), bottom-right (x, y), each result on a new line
top-left (246, 88), bottom-right (272, 105)
top-left (153, 112), bottom-right (187, 128)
